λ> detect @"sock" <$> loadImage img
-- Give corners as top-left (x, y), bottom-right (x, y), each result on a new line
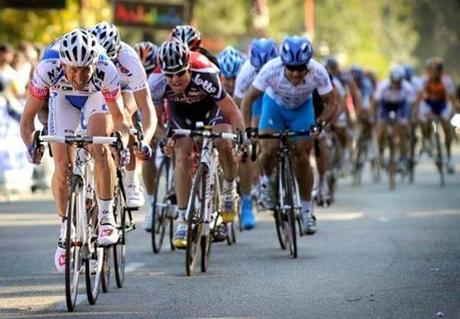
top-left (260, 175), bottom-right (270, 187)
top-left (125, 169), bottom-right (136, 186)
top-left (301, 200), bottom-right (312, 213)
top-left (177, 208), bottom-right (186, 222)
top-left (97, 198), bottom-right (114, 217)
top-left (242, 194), bottom-right (251, 202)
top-left (147, 194), bottom-right (154, 205)
top-left (223, 179), bottom-right (236, 191)
top-left (321, 173), bottom-right (328, 186)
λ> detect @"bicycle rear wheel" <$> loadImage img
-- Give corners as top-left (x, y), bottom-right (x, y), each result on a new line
top-left (388, 131), bottom-right (396, 190)
top-left (186, 166), bottom-right (205, 276)
top-left (65, 177), bottom-right (83, 312)
top-left (151, 158), bottom-right (169, 254)
top-left (113, 177), bottom-right (126, 288)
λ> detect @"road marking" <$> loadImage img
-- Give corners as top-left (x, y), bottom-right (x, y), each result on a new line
top-left (126, 262), bottom-right (145, 273)
top-left (378, 217), bottom-right (389, 222)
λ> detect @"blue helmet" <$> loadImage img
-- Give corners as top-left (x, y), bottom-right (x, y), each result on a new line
top-left (402, 64), bottom-right (415, 81)
top-left (249, 38), bottom-right (278, 70)
top-left (390, 65), bottom-right (405, 82)
top-left (279, 36), bottom-right (313, 67)
top-left (350, 65), bottom-right (364, 79)
top-left (218, 46), bottom-right (245, 78)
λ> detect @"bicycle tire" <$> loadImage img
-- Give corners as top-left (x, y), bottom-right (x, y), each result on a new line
top-left (151, 158), bottom-right (169, 254)
top-left (353, 132), bottom-right (366, 186)
top-left (185, 166), bottom-right (205, 276)
top-left (101, 247), bottom-right (111, 293)
top-left (85, 205), bottom-right (103, 305)
top-left (274, 168), bottom-right (287, 250)
top-left (65, 176), bottom-right (83, 312)
top-left (113, 177), bottom-right (126, 288)
top-left (434, 126), bottom-right (445, 186)
top-left (408, 123), bottom-right (417, 184)
top-left (283, 158), bottom-right (297, 258)
top-left (388, 129), bottom-right (396, 190)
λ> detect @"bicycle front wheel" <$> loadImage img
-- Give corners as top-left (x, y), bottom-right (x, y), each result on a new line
top-left (283, 159), bottom-right (297, 259)
top-left (65, 177), bottom-right (83, 312)
top-left (186, 166), bottom-right (205, 276)
top-left (113, 179), bottom-right (126, 288)
top-left (151, 157), bottom-right (169, 254)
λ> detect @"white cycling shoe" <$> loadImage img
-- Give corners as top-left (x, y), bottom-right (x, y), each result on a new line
top-left (98, 211), bottom-right (119, 246)
top-left (126, 183), bottom-right (145, 208)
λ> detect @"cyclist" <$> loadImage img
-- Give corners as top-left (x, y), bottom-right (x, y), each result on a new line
top-left (418, 58), bottom-right (457, 174)
top-left (217, 45), bottom-right (259, 230)
top-left (217, 46), bottom-right (245, 95)
top-left (312, 58), bottom-right (348, 205)
top-left (373, 65), bottom-right (415, 171)
top-left (19, 29), bottom-right (131, 272)
top-left (233, 38), bottom-right (278, 229)
top-left (241, 36), bottom-right (339, 235)
top-left (169, 25), bottom-right (219, 68)
top-left (132, 40), bottom-right (168, 231)
top-left (149, 40), bottom-right (245, 248)
top-left (91, 22), bottom-right (157, 210)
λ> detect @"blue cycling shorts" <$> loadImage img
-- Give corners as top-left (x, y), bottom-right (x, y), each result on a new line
top-left (259, 94), bottom-right (315, 140)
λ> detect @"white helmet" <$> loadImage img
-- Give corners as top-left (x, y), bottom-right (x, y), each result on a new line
top-left (390, 65), bottom-right (405, 82)
top-left (90, 21), bottom-right (121, 59)
top-left (59, 28), bottom-right (99, 67)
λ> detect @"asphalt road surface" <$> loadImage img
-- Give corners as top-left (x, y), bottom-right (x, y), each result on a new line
top-left (0, 153), bottom-right (459, 319)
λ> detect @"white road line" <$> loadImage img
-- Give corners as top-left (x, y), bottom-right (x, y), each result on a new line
top-left (125, 262), bottom-right (145, 273)
top-left (378, 217), bottom-right (389, 222)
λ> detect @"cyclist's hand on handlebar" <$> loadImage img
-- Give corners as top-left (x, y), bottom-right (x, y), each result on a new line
top-left (311, 121), bottom-right (326, 137)
top-left (160, 137), bottom-right (175, 157)
top-left (110, 131), bottom-right (131, 167)
top-left (134, 142), bottom-right (152, 160)
top-left (26, 131), bottom-right (45, 165)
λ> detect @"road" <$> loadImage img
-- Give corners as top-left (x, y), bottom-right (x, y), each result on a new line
top-left (0, 154), bottom-right (459, 319)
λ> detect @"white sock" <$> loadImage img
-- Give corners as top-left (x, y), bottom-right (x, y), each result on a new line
top-left (125, 169), bottom-right (136, 186)
top-left (301, 200), bottom-right (311, 213)
top-left (321, 173), bottom-right (329, 186)
top-left (97, 198), bottom-right (114, 217)
top-left (260, 175), bottom-right (270, 186)
top-left (223, 179), bottom-right (236, 191)
top-left (147, 194), bottom-right (154, 205)
top-left (177, 208), bottom-right (186, 222)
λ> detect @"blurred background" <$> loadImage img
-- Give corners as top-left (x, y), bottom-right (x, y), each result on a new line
top-left (0, 0), bottom-right (459, 196)
top-left (0, 0), bottom-right (460, 79)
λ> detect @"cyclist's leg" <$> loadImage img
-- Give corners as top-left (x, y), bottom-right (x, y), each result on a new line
top-left (419, 101), bottom-right (433, 152)
top-left (48, 90), bottom-right (80, 271)
top-left (439, 103), bottom-right (454, 172)
top-left (258, 94), bottom-right (283, 209)
top-left (396, 103), bottom-right (410, 161)
top-left (84, 94), bottom-right (118, 246)
top-left (122, 90), bottom-right (146, 208)
top-left (288, 98), bottom-right (316, 234)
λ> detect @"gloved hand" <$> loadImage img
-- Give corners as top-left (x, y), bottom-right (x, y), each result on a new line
top-left (134, 142), bottom-right (152, 160)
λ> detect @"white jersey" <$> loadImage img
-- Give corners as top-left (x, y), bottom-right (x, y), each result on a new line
top-left (374, 79), bottom-right (416, 104)
top-left (233, 60), bottom-right (258, 99)
top-left (29, 40), bottom-right (120, 105)
top-left (113, 41), bottom-right (147, 92)
top-left (252, 57), bottom-right (333, 109)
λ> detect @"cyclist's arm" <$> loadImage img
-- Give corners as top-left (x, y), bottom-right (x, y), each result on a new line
top-left (240, 85), bottom-right (263, 128)
top-left (318, 89), bottom-right (339, 124)
top-left (20, 93), bottom-right (45, 146)
top-left (133, 87), bottom-right (158, 143)
top-left (106, 96), bottom-right (131, 145)
top-left (216, 93), bottom-right (245, 132)
top-left (233, 96), bottom-right (242, 109)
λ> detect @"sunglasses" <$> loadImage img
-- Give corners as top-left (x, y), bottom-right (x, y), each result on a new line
top-left (285, 64), bottom-right (308, 72)
top-left (164, 69), bottom-right (188, 78)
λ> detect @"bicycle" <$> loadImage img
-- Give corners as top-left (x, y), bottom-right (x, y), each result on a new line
top-left (352, 121), bottom-right (380, 185)
top-left (151, 151), bottom-right (176, 254)
top-left (255, 128), bottom-right (318, 259)
top-left (39, 132), bottom-right (124, 312)
top-left (172, 122), bottom-right (240, 276)
top-left (431, 114), bottom-right (446, 186)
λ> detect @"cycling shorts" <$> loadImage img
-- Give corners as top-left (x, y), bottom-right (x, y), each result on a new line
top-left (48, 90), bottom-right (109, 135)
top-left (251, 95), bottom-right (263, 118)
top-left (378, 101), bottom-right (410, 123)
top-left (259, 93), bottom-right (315, 140)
